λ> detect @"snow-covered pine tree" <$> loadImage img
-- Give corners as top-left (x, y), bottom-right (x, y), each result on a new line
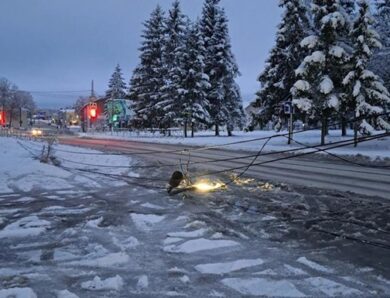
top-left (177, 21), bottom-right (211, 137)
top-left (370, 0), bottom-right (390, 92)
top-left (337, 0), bottom-right (357, 136)
top-left (375, 0), bottom-right (390, 48)
top-left (340, 0), bottom-right (356, 15)
top-left (291, 0), bottom-right (350, 145)
top-left (253, 0), bottom-right (310, 127)
top-left (200, 0), bottom-right (244, 136)
top-left (129, 5), bottom-right (166, 129)
top-left (106, 64), bottom-right (127, 99)
top-left (200, 0), bottom-right (223, 135)
top-left (216, 8), bottom-right (245, 136)
top-left (342, 0), bottom-right (390, 145)
top-left (157, 0), bottom-right (188, 129)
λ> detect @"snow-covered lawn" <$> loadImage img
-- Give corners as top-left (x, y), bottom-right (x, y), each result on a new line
top-left (0, 137), bottom-right (135, 194)
top-left (81, 129), bottom-right (390, 160)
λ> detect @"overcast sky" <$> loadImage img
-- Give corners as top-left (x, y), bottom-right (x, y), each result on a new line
top-left (0, 0), bottom-right (281, 109)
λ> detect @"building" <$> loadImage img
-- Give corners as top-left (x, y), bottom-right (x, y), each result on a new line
top-left (58, 108), bottom-right (79, 126)
top-left (0, 108), bottom-right (29, 129)
top-left (79, 97), bottom-right (134, 132)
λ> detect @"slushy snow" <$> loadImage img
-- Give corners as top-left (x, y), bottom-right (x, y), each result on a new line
top-left (0, 216), bottom-right (50, 239)
top-left (81, 275), bottom-right (124, 291)
top-left (195, 258), bottom-right (264, 274)
top-left (164, 238), bottom-right (239, 254)
top-left (0, 287), bottom-right (37, 298)
top-left (297, 257), bottom-right (334, 274)
top-left (221, 278), bottom-right (305, 297)
top-left (131, 213), bottom-right (165, 231)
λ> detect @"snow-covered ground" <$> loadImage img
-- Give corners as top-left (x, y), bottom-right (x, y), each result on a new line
top-left (1, 136), bottom-right (390, 297)
top-left (81, 129), bottom-right (390, 160)
top-left (0, 137), bottom-right (135, 194)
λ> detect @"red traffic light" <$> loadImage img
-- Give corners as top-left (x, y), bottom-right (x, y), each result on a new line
top-left (88, 103), bottom-right (98, 120)
top-left (0, 111), bottom-right (5, 125)
top-left (90, 107), bottom-right (97, 118)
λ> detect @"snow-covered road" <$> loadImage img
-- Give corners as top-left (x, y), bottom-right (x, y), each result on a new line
top-left (1, 137), bottom-right (390, 297)
top-left (81, 129), bottom-right (390, 160)
top-left (60, 136), bottom-right (390, 198)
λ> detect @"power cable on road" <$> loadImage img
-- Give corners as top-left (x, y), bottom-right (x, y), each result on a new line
top-left (192, 133), bottom-right (390, 179)
top-left (17, 135), bottom-right (390, 250)
top-left (21, 131), bottom-right (390, 172)
top-left (286, 135), bottom-right (390, 169)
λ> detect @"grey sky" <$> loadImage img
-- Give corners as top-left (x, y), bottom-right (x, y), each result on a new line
top-left (0, 0), bottom-right (281, 108)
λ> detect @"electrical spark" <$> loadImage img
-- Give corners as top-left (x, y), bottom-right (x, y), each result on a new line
top-left (193, 181), bottom-right (225, 192)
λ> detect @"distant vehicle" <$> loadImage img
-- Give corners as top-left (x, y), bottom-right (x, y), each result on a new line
top-left (30, 128), bottom-right (43, 137)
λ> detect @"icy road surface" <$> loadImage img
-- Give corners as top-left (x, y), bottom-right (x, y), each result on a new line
top-left (1, 137), bottom-right (390, 297)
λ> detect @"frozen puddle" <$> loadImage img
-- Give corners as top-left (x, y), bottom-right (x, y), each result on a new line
top-left (164, 238), bottom-right (239, 254)
top-left (305, 277), bottom-right (362, 296)
top-left (195, 258), bottom-right (264, 274)
top-left (221, 278), bottom-right (305, 297)
top-left (0, 216), bottom-right (50, 239)
top-left (131, 213), bottom-right (165, 231)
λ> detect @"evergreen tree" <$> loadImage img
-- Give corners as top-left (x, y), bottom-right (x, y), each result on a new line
top-left (106, 64), bottom-right (127, 99)
top-left (200, 0), bottom-right (244, 136)
top-left (253, 0), bottom-right (310, 126)
top-left (129, 5), bottom-right (166, 128)
top-left (291, 0), bottom-right (350, 145)
top-left (342, 0), bottom-right (390, 144)
top-left (340, 0), bottom-right (356, 15)
top-left (177, 21), bottom-right (211, 137)
top-left (370, 0), bottom-right (390, 91)
top-left (157, 0), bottom-right (188, 128)
top-left (338, 1), bottom-right (356, 136)
top-left (216, 9), bottom-right (245, 135)
top-left (200, 0), bottom-right (222, 135)
top-left (375, 0), bottom-right (390, 47)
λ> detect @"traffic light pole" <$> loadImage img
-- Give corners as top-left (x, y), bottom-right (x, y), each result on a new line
top-left (288, 111), bottom-right (293, 145)
top-left (284, 101), bottom-right (293, 145)
top-left (86, 105), bottom-right (90, 133)
top-left (111, 98), bottom-right (114, 133)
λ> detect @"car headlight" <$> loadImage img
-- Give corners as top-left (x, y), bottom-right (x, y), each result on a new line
top-left (31, 129), bottom-right (42, 136)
